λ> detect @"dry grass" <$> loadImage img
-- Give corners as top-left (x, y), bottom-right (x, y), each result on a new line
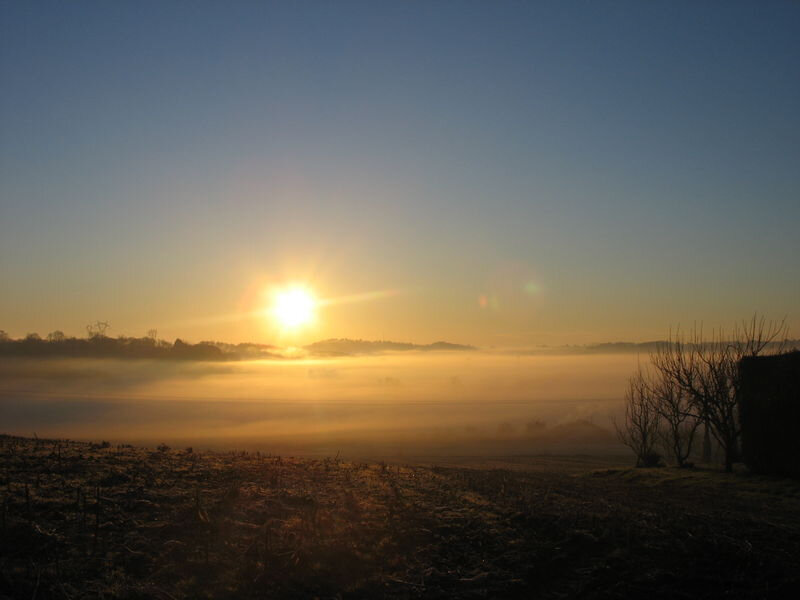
top-left (1, 434), bottom-right (798, 599)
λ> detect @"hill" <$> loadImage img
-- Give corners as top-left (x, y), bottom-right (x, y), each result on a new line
top-left (304, 338), bottom-right (476, 356)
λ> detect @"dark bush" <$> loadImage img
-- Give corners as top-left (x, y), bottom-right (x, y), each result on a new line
top-left (638, 451), bottom-right (663, 468)
top-left (739, 351), bottom-right (800, 477)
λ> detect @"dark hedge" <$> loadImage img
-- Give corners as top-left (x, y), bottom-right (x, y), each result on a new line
top-left (739, 351), bottom-right (800, 477)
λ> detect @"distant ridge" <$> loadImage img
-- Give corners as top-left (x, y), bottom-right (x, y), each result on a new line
top-left (305, 338), bottom-right (476, 356)
top-left (0, 332), bottom-right (474, 361)
top-left (575, 340), bottom-right (798, 354)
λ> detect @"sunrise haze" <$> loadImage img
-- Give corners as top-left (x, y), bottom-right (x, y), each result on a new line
top-left (2, 1), bottom-right (798, 346)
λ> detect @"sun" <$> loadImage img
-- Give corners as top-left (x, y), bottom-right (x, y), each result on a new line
top-left (269, 286), bottom-right (316, 329)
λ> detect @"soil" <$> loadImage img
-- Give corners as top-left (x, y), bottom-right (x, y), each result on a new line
top-left (1, 435), bottom-right (798, 599)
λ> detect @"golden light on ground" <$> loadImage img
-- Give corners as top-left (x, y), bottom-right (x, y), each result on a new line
top-left (269, 285), bottom-right (317, 330)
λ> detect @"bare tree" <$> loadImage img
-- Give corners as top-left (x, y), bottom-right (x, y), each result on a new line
top-left (615, 368), bottom-right (661, 467)
top-left (86, 320), bottom-right (110, 338)
top-left (651, 315), bottom-right (787, 472)
top-left (650, 370), bottom-right (700, 467)
top-left (46, 330), bottom-right (65, 342)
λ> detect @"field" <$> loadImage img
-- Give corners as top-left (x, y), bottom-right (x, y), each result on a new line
top-left (1, 435), bottom-right (799, 599)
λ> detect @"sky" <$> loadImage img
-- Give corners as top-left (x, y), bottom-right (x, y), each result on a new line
top-left (1, 1), bottom-right (798, 347)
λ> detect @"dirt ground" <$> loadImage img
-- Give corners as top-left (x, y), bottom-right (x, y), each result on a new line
top-left (1, 434), bottom-right (798, 599)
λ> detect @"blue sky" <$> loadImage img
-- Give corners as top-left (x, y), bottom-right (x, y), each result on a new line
top-left (1, 1), bottom-right (798, 345)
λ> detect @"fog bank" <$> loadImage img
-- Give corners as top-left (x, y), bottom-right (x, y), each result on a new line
top-left (0, 352), bottom-right (640, 457)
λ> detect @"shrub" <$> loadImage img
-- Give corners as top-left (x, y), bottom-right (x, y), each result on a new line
top-left (739, 351), bottom-right (800, 477)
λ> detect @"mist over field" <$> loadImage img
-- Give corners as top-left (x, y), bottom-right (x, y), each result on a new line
top-left (0, 351), bottom-right (638, 456)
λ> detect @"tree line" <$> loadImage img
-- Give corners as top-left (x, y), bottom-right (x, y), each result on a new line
top-left (0, 327), bottom-right (225, 361)
top-left (615, 316), bottom-right (792, 473)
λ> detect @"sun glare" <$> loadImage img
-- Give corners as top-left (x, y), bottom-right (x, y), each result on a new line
top-left (269, 286), bottom-right (316, 329)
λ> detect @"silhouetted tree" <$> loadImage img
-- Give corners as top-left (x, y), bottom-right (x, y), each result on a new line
top-left (650, 316), bottom-right (787, 472)
top-left (615, 369), bottom-right (661, 467)
top-left (86, 320), bottom-right (110, 338)
top-left (650, 370), bottom-right (700, 467)
top-left (46, 330), bottom-right (65, 342)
